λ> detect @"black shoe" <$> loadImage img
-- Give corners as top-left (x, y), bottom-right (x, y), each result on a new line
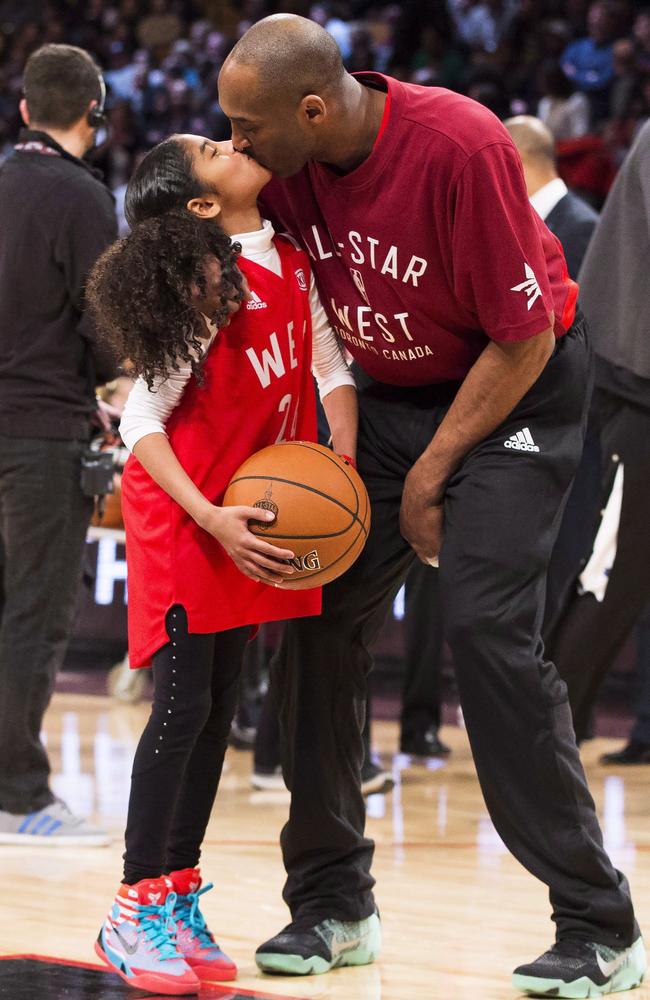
top-left (250, 765), bottom-right (285, 790)
top-left (512, 935), bottom-right (647, 997)
top-left (256, 912), bottom-right (381, 975)
top-left (228, 720), bottom-right (256, 750)
top-left (360, 759), bottom-right (394, 796)
top-left (400, 725), bottom-right (450, 758)
top-left (600, 740), bottom-right (650, 766)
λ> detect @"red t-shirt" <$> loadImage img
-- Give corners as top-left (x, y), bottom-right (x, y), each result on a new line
top-left (260, 73), bottom-right (578, 387)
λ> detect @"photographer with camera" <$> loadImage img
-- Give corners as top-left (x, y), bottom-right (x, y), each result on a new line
top-left (0, 44), bottom-right (118, 845)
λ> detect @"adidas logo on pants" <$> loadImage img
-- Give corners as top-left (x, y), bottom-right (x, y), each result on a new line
top-left (504, 427), bottom-right (540, 452)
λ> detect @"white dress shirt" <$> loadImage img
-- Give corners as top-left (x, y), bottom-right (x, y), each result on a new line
top-left (529, 177), bottom-right (568, 221)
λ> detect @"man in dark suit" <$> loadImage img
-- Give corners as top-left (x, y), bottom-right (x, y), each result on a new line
top-left (504, 115), bottom-right (599, 281)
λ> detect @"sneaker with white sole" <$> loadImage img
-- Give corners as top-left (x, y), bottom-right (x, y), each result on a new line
top-left (251, 766), bottom-right (285, 791)
top-left (95, 876), bottom-right (200, 995)
top-left (255, 911), bottom-right (381, 976)
top-left (361, 760), bottom-right (394, 797)
top-left (168, 867), bottom-right (237, 982)
top-left (0, 799), bottom-right (110, 846)
top-left (512, 934), bottom-right (647, 997)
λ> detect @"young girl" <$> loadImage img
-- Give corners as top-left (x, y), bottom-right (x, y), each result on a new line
top-left (87, 135), bottom-right (357, 996)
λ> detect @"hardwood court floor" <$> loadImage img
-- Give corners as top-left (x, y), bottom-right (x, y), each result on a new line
top-left (1, 691), bottom-right (649, 1000)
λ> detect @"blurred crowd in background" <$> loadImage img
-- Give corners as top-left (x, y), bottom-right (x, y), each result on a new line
top-left (2, 0), bottom-right (650, 224)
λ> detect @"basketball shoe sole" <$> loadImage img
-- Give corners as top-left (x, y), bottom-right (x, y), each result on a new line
top-left (94, 934), bottom-right (200, 996)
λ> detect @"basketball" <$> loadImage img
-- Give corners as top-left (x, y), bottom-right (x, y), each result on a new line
top-left (223, 441), bottom-right (371, 589)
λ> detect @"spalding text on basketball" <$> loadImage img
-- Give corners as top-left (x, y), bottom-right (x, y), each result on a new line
top-left (286, 550), bottom-right (321, 573)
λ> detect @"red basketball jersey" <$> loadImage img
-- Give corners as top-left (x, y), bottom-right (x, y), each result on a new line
top-left (121, 237), bottom-right (321, 667)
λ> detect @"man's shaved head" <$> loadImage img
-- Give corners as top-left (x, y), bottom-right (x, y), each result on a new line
top-left (503, 115), bottom-right (559, 198)
top-left (225, 14), bottom-right (344, 103)
top-left (219, 14), bottom-right (351, 177)
top-left (503, 115), bottom-right (556, 166)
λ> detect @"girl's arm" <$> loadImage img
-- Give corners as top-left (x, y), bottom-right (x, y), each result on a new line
top-left (308, 274), bottom-right (359, 462)
top-left (131, 432), bottom-right (296, 585)
top-left (120, 362), bottom-right (297, 586)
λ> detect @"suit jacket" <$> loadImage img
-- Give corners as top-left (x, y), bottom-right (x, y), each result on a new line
top-left (545, 190), bottom-right (599, 281)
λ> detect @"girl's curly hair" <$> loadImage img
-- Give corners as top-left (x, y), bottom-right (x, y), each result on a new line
top-left (87, 209), bottom-right (244, 388)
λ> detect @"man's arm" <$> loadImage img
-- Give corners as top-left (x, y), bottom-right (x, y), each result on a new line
top-left (400, 326), bottom-right (555, 563)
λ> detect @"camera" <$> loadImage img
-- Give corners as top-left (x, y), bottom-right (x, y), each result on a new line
top-left (81, 448), bottom-right (115, 498)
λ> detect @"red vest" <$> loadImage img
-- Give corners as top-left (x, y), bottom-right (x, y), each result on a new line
top-left (121, 238), bottom-right (321, 667)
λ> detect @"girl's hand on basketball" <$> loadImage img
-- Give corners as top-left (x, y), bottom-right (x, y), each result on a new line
top-left (202, 505), bottom-right (296, 585)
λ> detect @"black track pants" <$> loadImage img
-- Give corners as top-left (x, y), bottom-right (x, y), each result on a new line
top-left (0, 436), bottom-right (93, 813)
top-left (271, 318), bottom-right (636, 946)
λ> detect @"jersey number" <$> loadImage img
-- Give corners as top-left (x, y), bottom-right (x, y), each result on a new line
top-left (275, 393), bottom-right (299, 443)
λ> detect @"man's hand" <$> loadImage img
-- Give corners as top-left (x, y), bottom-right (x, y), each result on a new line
top-left (92, 397), bottom-right (123, 440)
top-left (399, 457), bottom-right (444, 566)
top-left (399, 326), bottom-right (557, 565)
top-left (201, 505), bottom-right (297, 586)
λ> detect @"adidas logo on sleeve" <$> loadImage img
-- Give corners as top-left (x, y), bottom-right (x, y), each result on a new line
top-left (504, 427), bottom-right (540, 452)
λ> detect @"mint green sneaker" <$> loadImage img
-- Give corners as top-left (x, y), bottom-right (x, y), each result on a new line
top-left (512, 934), bottom-right (646, 997)
top-left (255, 912), bottom-right (381, 975)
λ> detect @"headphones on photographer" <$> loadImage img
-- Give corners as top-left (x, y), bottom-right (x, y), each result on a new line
top-left (87, 74), bottom-right (107, 129)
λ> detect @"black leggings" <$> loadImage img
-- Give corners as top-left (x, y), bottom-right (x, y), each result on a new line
top-left (123, 605), bottom-right (250, 885)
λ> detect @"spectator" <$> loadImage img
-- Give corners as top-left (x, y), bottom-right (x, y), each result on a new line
top-left (505, 114), bottom-right (599, 278)
top-left (537, 59), bottom-right (591, 140)
top-left (632, 6), bottom-right (650, 74)
top-left (136, 0), bottom-right (183, 55)
top-left (609, 38), bottom-right (638, 122)
top-left (407, 25), bottom-right (465, 90)
top-left (561, 0), bottom-right (622, 121)
top-left (310, 3), bottom-right (354, 62)
top-left (448, 0), bottom-right (519, 55)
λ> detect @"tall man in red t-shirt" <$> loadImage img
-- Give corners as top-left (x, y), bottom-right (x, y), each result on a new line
top-left (218, 15), bottom-right (645, 996)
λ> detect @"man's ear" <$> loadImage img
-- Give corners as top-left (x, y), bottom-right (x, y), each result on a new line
top-left (300, 94), bottom-right (326, 125)
top-left (19, 98), bottom-right (30, 127)
top-left (186, 196), bottom-right (222, 219)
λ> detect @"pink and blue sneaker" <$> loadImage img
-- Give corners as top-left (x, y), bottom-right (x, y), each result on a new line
top-left (95, 875), bottom-right (200, 995)
top-left (168, 867), bottom-right (237, 982)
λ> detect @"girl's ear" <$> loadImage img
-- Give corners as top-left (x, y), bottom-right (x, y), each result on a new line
top-left (186, 196), bottom-right (222, 219)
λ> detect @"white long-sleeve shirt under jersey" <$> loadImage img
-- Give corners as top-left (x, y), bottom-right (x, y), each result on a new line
top-left (119, 219), bottom-right (354, 452)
